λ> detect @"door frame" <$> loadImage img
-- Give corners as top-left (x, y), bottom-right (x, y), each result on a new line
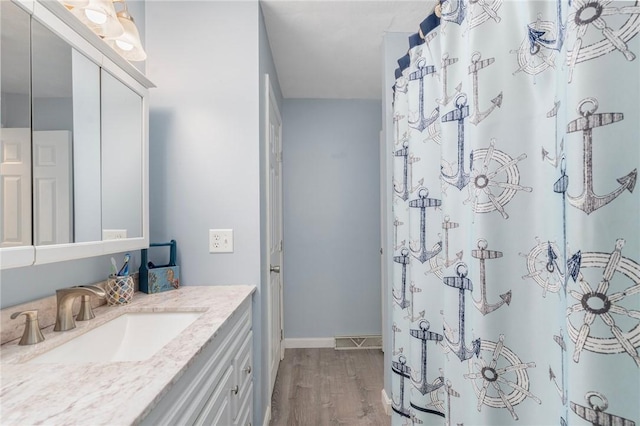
top-left (264, 73), bottom-right (284, 399)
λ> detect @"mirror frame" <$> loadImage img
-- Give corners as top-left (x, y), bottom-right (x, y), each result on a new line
top-left (1, 0), bottom-right (154, 269)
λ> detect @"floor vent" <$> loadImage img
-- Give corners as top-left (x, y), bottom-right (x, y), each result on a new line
top-left (334, 335), bottom-right (382, 350)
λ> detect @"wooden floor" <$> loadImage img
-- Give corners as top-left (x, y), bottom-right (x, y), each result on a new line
top-left (270, 348), bottom-right (390, 426)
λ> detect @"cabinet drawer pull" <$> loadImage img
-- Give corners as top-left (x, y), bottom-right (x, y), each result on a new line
top-left (244, 366), bottom-right (252, 374)
top-left (231, 385), bottom-right (239, 395)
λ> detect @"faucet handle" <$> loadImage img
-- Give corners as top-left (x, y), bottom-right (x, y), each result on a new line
top-left (76, 295), bottom-right (96, 321)
top-left (10, 310), bottom-right (45, 345)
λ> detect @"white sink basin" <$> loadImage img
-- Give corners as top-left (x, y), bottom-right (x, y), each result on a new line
top-left (28, 312), bottom-right (203, 364)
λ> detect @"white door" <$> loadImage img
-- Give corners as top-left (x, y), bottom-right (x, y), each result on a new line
top-left (266, 74), bottom-right (284, 397)
top-left (32, 130), bottom-right (72, 245)
top-left (379, 130), bottom-right (387, 355)
top-left (0, 128), bottom-right (32, 247)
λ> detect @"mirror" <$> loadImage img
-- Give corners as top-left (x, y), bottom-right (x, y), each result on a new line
top-left (1, 1), bottom-right (32, 248)
top-left (71, 51), bottom-right (102, 243)
top-left (31, 18), bottom-right (74, 245)
top-left (1, 0), bottom-right (151, 268)
top-left (31, 19), bottom-right (103, 246)
top-left (101, 70), bottom-right (143, 239)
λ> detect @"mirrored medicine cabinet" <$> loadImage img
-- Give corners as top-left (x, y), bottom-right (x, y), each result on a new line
top-left (0, 0), bottom-right (154, 269)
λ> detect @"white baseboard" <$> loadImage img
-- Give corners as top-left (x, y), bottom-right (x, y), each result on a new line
top-left (381, 388), bottom-right (392, 416)
top-left (263, 404), bottom-right (271, 426)
top-left (284, 337), bottom-right (334, 349)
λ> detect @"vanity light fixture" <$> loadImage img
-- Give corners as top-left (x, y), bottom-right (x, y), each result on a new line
top-left (105, 0), bottom-right (147, 61)
top-left (59, 0), bottom-right (146, 62)
top-left (70, 0), bottom-right (124, 38)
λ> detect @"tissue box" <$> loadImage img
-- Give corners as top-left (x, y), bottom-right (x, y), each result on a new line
top-left (139, 240), bottom-right (180, 294)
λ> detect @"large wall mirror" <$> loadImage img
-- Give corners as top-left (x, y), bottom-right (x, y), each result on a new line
top-left (1, 0), bottom-right (152, 269)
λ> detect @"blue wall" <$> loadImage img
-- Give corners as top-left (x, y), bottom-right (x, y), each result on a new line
top-left (146, 1), bottom-right (261, 287)
top-left (282, 99), bottom-right (382, 339)
top-left (145, 2), bottom-right (279, 425)
top-left (0, 253), bottom-right (135, 308)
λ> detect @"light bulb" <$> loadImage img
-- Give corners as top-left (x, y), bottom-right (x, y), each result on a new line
top-left (84, 8), bottom-right (107, 24)
top-left (105, 9), bottom-right (147, 61)
top-left (115, 40), bottom-right (134, 51)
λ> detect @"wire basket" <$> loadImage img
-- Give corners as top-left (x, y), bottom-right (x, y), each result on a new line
top-left (106, 275), bottom-right (134, 305)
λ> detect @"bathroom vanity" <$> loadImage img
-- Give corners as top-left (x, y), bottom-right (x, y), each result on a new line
top-left (2, 2), bottom-right (255, 423)
top-left (0, 286), bottom-right (255, 425)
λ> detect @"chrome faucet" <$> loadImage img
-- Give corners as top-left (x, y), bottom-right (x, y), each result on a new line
top-left (54, 285), bottom-right (106, 331)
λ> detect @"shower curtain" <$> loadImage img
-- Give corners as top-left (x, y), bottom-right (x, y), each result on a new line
top-left (391, 1), bottom-right (639, 425)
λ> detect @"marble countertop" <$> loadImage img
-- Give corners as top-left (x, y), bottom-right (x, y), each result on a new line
top-left (0, 285), bottom-right (256, 425)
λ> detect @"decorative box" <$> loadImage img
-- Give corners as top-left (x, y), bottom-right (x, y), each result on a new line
top-left (139, 240), bottom-right (180, 294)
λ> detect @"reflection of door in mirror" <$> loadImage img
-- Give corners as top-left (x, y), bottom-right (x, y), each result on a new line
top-left (1, 129), bottom-right (31, 247)
top-left (32, 131), bottom-right (72, 245)
top-left (1, 1), bottom-right (32, 247)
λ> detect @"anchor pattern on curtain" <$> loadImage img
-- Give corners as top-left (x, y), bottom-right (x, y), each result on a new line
top-left (391, 1), bottom-right (639, 425)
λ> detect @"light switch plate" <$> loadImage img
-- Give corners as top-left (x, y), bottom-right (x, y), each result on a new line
top-left (209, 229), bottom-right (233, 253)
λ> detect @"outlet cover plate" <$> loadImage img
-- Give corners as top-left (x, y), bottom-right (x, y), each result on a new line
top-left (209, 229), bottom-right (233, 253)
top-left (103, 229), bottom-right (128, 240)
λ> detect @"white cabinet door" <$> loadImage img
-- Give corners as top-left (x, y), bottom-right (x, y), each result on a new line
top-left (141, 299), bottom-right (253, 426)
top-left (235, 382), bottom-right (253, 426)
top-left (194, 365), bottom-right (234, 426)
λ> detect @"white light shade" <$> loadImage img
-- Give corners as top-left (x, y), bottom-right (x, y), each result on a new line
top-left (105, 13), bottom-right (147, 61)
top-left (71, 0), bottom-right (124, 38)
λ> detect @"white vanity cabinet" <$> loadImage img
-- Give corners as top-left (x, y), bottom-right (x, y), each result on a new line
top-left (141, 298), bottom-right (253, 426)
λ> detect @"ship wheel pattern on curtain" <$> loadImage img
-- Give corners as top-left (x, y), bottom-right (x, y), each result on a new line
top-left (391, 1), bottom-right (639, 425)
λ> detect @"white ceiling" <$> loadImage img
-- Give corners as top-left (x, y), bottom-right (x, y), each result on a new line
top-left (261, 0), bottom-right (436, 100)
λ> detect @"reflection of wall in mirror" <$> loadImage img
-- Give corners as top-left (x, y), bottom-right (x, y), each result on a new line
top-left (101, 70), bottom-right (143, 239)
top-left (72, 49), bottom-right (102, 243)
top-left (33, 98), bottom-right (72, 131)
top-left (1, 94), bottom-right (30, 128)
top-left (0, 128), bottom-right (31, 247)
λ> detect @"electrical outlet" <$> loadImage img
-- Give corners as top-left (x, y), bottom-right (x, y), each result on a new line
top-left (209, 229), bottom-right (233, 253)
top-left (103, 229), bottom-right (127, 240)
